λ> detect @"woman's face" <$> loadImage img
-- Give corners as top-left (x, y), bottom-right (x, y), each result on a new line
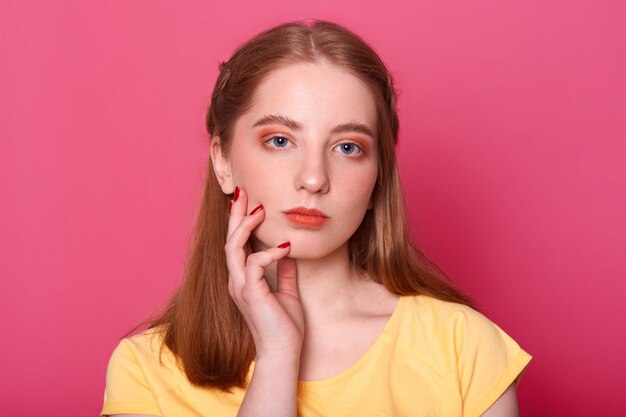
top-left (215, 61), bottom-right (379, 259)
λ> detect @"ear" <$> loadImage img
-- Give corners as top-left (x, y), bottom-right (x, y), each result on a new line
top-left (209, 136), bottom-right (235, 194)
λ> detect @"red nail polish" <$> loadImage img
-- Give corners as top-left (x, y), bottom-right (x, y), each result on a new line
top-left (234, 186), bottom-right (240, 201)
top-left (277, 242), bottom-right (290, 249)
top-left (249, 204), bottom-right (263, 215)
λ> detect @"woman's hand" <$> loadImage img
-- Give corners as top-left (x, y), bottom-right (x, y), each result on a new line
top-left (225, 186), bottom-right (305, 360)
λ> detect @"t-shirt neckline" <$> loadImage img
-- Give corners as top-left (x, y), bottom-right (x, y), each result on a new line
top-left (248, 295), bottom-right (406, 389)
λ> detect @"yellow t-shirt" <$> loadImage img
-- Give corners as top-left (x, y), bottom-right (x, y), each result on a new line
top-left (101, 295), bottom-right (532, 417)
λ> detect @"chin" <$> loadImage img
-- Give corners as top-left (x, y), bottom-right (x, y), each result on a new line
top-left (252, 226), bottom-right (348, 261)
top-left (284, 246), bottom-right (336, 260)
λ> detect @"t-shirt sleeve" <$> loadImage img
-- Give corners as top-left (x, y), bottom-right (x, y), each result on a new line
top-left (454, 308), bottom-right (532, 417)
top-left (101, 338), bottom-right (162, 416)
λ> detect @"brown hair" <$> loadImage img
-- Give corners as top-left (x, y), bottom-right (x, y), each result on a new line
top-left (140, 19), bottom-right (477, 392)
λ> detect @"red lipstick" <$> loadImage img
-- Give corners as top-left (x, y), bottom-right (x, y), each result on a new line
top-left (283, 207), bottom-right (330, 229)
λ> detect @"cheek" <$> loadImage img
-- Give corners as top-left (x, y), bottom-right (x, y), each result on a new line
top-left (230, 149), bottom-right (273, 197)
top-left (345, 166), bottom-right (377, 205)
top-left (232, 164), bottom-right (287, 211)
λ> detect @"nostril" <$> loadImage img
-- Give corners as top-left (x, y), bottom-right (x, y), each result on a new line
top-left (294, 157), bottom-right (331, 193)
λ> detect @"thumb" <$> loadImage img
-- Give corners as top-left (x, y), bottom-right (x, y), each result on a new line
top-left (276, 256), bottom-right (299, 298)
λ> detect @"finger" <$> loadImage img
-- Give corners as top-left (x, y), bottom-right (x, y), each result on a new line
top-left (225, 202), bottom-right (266, 286)
top-left (227, 186), bottom-right (247, 239)
top-left (226, 201), bottom-right (265, 260)
top-left (276, 255), bottom-right (299, 299)
top-left (243, 244), bottom-right (291, 293)
top-left (224, 185), bottom-right (249, 287)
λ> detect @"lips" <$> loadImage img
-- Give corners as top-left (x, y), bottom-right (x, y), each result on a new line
top-left (283, 207), bottom-right (330, 228)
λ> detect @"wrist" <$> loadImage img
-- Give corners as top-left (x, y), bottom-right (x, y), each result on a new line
top-left (254, 353), bottom-right (300, 375)
top-left (255, 345), bottom-right (302, 363)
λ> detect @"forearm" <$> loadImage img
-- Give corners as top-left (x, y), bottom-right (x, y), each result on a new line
top-left (237, 356), bottom-right (300, 417)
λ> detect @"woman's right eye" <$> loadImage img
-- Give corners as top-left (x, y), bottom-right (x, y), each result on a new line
top-left (265, 136), bottom-right (292, 148)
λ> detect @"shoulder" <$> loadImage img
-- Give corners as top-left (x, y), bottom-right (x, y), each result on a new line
top-left (103, 326), bottom-right (182, 416)
top-left (394, 295), bottom-right (532, 417)
top-left (102, 327), bottom-right (172, 416)
top-left (402, 293), bottom-right (483, 320)
top-left (109, 327), bottom-right (169, 367)
top-left (394, 294), bottom-right (489, 345)
top-left (393, 294), bottom-right (530, 372)
top-left (105, 326), bottom-right (180, 393)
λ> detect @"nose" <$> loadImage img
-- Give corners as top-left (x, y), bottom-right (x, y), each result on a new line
top-left (294, 150), bottom-right (330, 194)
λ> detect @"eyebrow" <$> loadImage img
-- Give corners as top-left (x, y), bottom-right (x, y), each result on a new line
top-left (252, 114), bottom-right (376, 139)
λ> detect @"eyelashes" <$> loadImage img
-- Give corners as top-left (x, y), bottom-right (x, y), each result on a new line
top-left (264, 135), bottom-right (365, 156)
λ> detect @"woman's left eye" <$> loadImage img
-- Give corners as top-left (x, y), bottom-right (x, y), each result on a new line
top-left (335, 142), bottom-right (363, 155)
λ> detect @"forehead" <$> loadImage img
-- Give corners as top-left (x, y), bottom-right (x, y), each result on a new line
top-left (241, 61), bottom-right (378, 132)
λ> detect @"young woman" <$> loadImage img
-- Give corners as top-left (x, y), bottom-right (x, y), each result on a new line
top-left (101, 20), bottom-right (532, 417)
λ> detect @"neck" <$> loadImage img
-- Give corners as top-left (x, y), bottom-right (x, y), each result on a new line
top-left (259, 242), bottom-right (368, 323)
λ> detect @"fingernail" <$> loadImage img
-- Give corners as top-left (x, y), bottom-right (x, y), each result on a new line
top-left (234, 186), bottom-right (240, 201)
top-left (229, 200), bottom-right (233, 210)
top-left (249, 204), bottom-right (263, 215)
top-left (277, 242), bottom-right (290, 249)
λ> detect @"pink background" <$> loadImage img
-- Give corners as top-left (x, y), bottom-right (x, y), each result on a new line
top-left (1, 1), bottom-right (625, 416)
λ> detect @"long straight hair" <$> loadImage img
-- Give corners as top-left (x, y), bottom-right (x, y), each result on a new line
top-left (139, 20), bottom-right (477, 392)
